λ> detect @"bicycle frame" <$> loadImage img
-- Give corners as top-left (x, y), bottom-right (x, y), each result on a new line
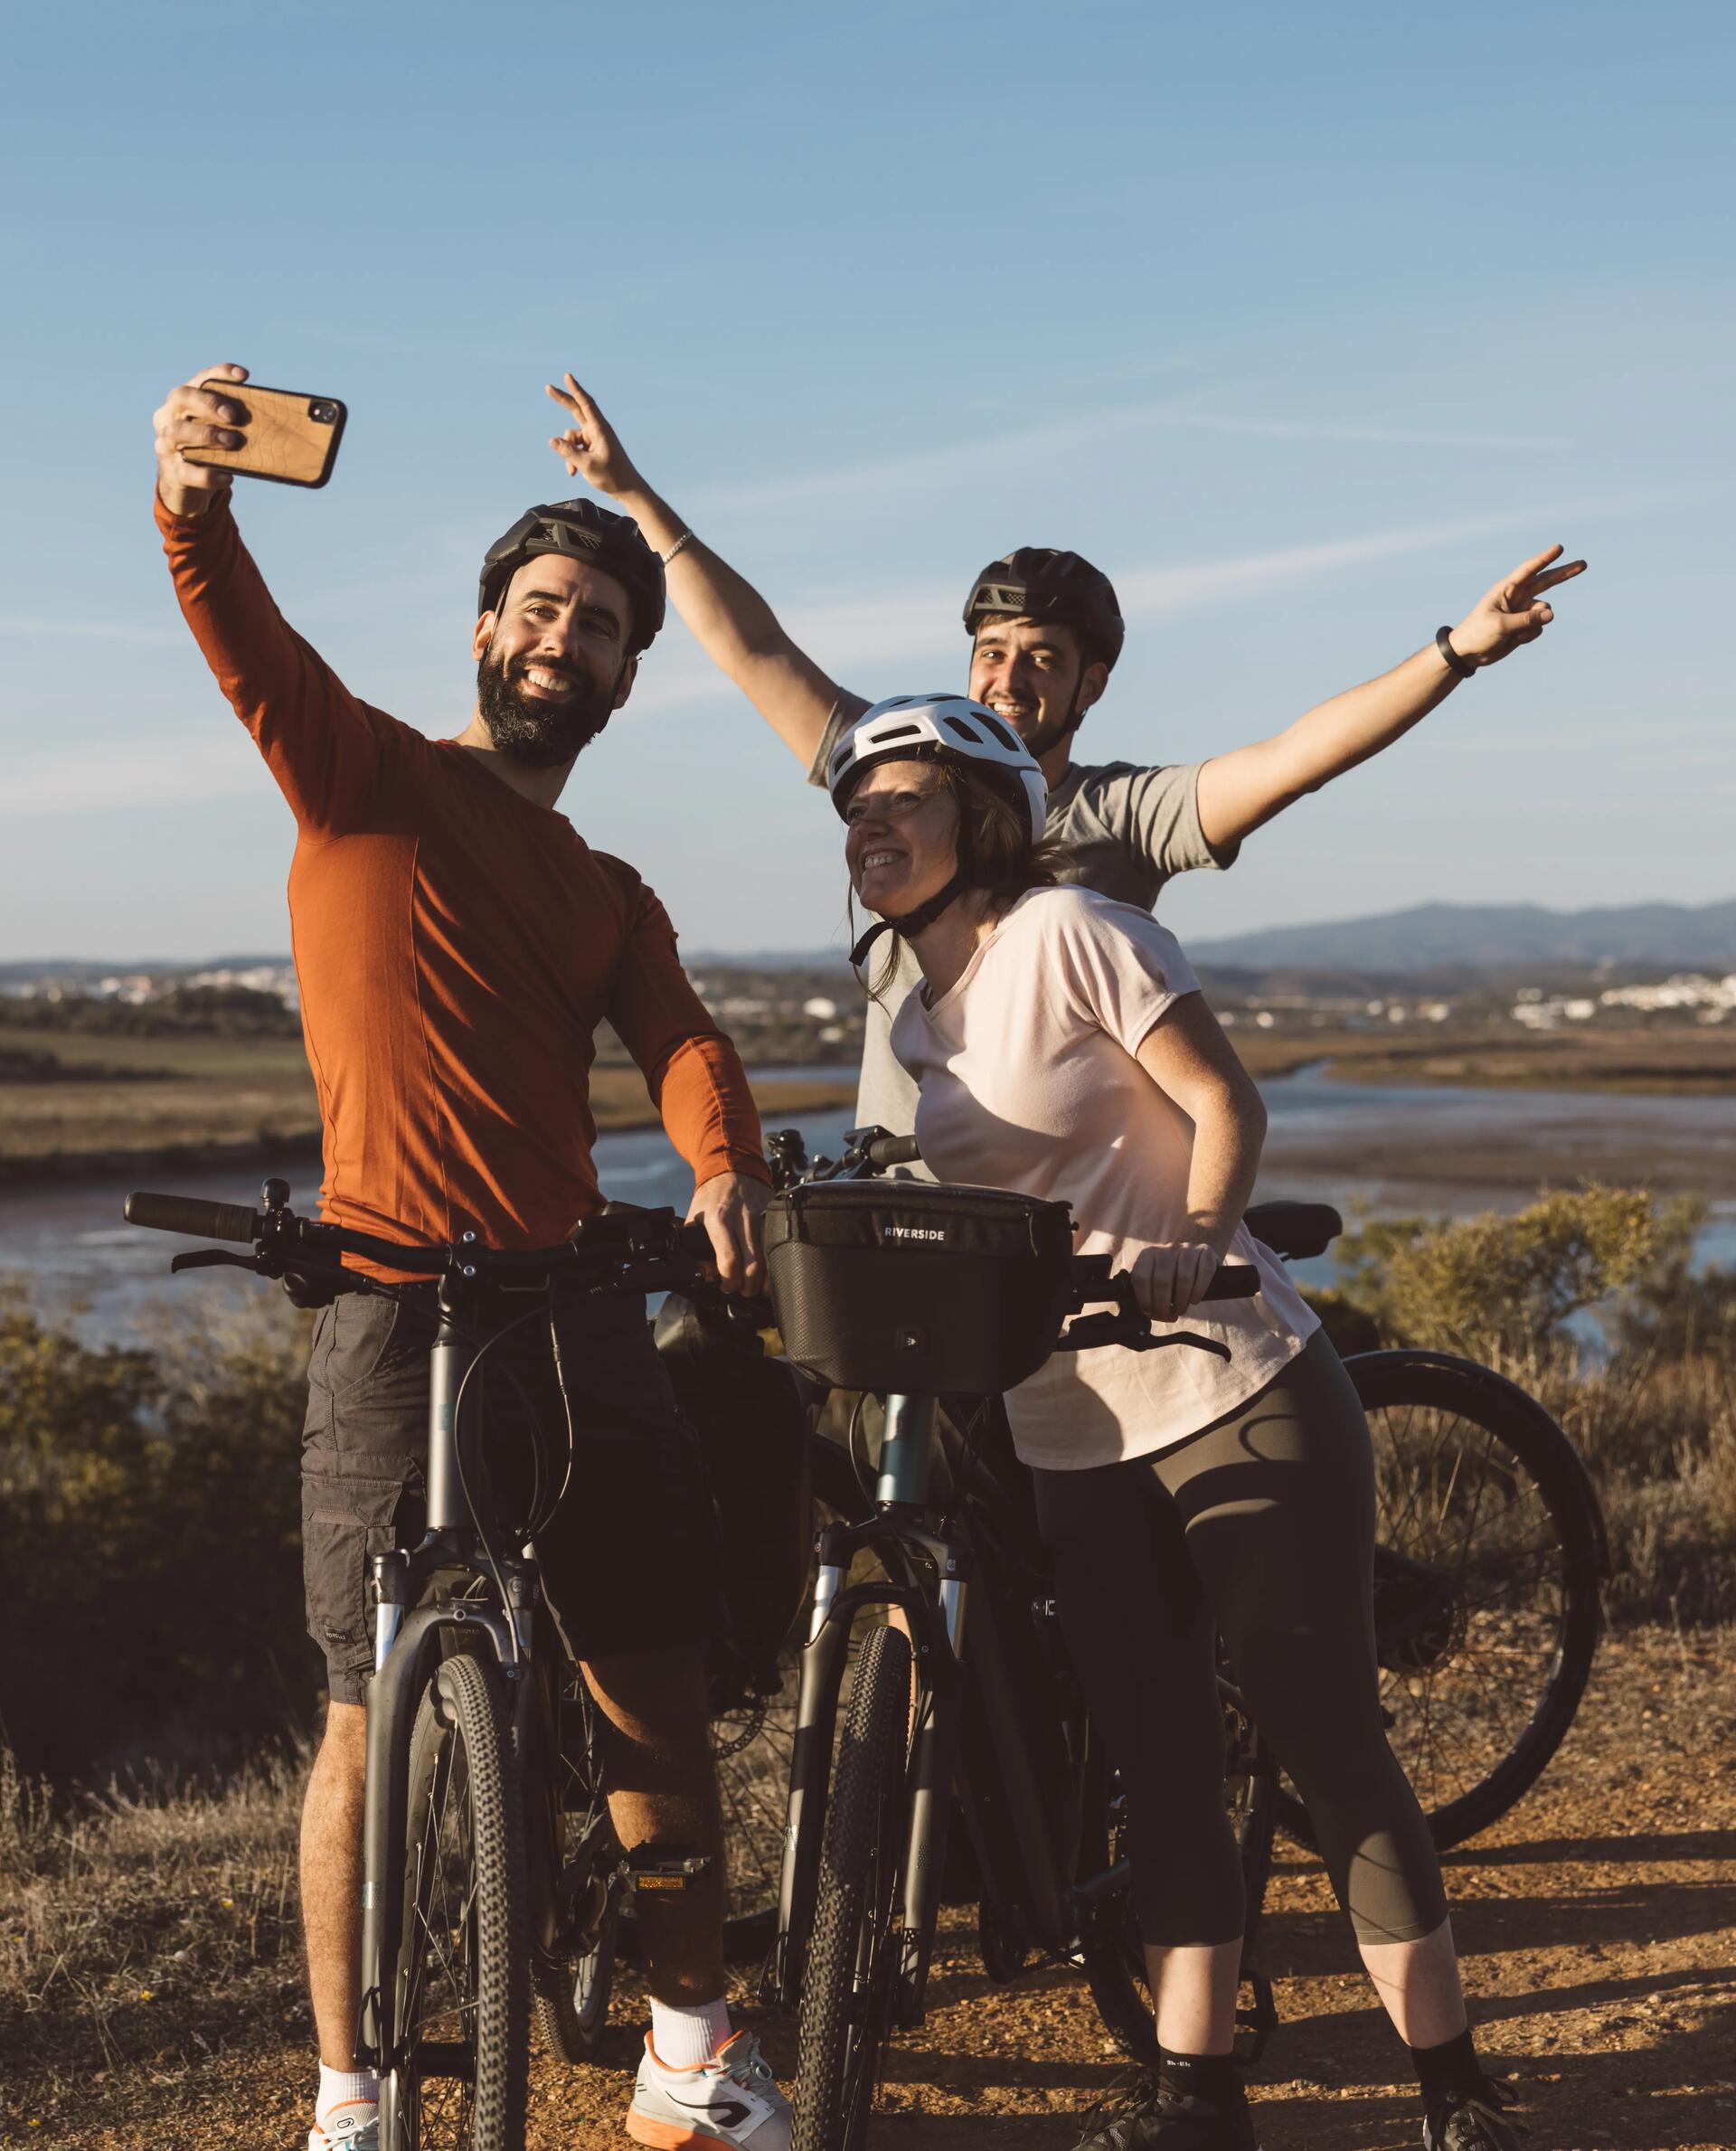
top-left (355, 1275), bottom-right (547, 2077)
top-left (767, 1390), bottom-right (1118, 2029)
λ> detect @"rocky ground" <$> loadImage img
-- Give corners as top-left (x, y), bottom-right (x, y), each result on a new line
top-left (11, 1627), bottom-right (1731, 2151)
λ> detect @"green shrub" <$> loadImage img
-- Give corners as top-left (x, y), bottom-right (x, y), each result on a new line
top-left (1334, 1183), bottom-right (1705, 1362)
top-left (1327, 1186), bottom-right (1736, 1623)
top-left (0, 1289), bottom-right (318, 1780)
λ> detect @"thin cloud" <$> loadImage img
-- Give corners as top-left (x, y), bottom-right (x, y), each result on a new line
top-left (691, 401), bottom-right (1569, 515)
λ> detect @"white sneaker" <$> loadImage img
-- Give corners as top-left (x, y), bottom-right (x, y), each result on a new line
top-left (308, 2099), bottom-right (379, 2151)
top-left (626, 2027), bottom-right (793, 2147)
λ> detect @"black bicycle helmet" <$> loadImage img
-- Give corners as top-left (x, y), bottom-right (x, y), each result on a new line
top-left (478, 498), bottom-right (666, 655)
top-left (962, 546), bottom-right (1125, 671)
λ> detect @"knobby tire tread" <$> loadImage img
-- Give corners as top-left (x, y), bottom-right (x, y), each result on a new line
top-left (388, 1648), bottom-right (529, 2151)
top-left (792, 1620), bottom-right (912, 2151)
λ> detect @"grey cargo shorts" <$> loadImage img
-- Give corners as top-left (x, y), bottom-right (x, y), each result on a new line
top-left (301, 1285), bottom-right (719, 1705)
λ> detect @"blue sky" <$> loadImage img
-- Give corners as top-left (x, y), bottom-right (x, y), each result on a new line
top-left (1, 0), bottom-right (1730, 961)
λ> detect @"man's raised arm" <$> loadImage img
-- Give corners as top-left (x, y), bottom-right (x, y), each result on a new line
top-left (1194, 545), bottom-right (1589, 851)
top-left (152, 362), bottom-right (406, 834)
top-left (543, 373), bottom-right (844, 772)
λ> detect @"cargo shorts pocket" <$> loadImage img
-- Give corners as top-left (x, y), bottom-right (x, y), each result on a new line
top-left (301, 1467), bottom-right (424, 1701)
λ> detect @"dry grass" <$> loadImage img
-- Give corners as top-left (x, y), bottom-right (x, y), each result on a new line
top-left (0, 1742), bottom-right (310, 2132)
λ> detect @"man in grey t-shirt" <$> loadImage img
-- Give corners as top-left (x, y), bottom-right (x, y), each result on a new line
top-left (542, 373), bottom-right (1585, 1132)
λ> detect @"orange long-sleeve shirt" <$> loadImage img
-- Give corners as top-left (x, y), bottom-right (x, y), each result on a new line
top-left (156, 494), bottom-right (768, 1270)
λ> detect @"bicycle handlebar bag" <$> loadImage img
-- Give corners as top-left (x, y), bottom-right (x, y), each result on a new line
top-left (764, 1180), bottom-right (1077, 1393)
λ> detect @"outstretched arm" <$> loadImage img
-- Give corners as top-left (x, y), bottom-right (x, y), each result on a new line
top-left (1194, 545), bottom-right (1589, 851)
top-left (152, 362), bottom-right (405, 834)
top-left (544, 373), bottom-right (844, 768)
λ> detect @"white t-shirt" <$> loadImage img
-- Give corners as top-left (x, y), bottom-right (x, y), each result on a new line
top-left (889, 886), bottom-right (1318, 1470)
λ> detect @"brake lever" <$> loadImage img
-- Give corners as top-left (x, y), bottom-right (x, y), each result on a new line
top-left (1055, 1313), bottom-right (1230, 1361)
top-left (169, 1249), bottom-right (264, 1278)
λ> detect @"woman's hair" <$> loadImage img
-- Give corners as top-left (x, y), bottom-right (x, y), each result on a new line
top-left (849, 758), bottom-right (1071, 999)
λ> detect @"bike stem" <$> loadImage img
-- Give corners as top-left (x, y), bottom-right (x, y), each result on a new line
top-left (875, 1392), bottom-right (936, 1510)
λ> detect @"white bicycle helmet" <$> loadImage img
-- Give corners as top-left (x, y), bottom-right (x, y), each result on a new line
top-left (826, 693), bottom-right (1046, 842)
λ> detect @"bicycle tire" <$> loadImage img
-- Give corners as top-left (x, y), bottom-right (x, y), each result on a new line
top-left (1076, 1700), bottom-right (1279, 2071)
top-left (380, 1648), bottom-right (529, 2151)
top-left (792, 1620), bottom-right (912, 2151)
top-left (531, 1816), bottom-right (621, 2065)
top-left (1277, 1350), bottom-right (1605, 1854)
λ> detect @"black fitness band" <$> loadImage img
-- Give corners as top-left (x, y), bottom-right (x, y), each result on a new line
top-left (1436, 626), bottom-right (1477, 681)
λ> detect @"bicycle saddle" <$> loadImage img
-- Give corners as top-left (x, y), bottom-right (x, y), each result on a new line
top-left (1243, 1201), bottom-right (1344, 1260)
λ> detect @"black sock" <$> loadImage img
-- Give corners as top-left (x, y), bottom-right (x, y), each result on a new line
top-left (1409, 2026), bottom-right (1482, 2102)
top-left (1158, 2049), bottom-right (1241, 2109)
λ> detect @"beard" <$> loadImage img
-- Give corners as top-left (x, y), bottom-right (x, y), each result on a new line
top-left (1007, 703), bottom-right (1080, 760)
top-left (475, 644), bottom-right (619, 769)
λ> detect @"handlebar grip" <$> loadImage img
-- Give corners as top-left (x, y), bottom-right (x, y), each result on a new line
top-left (124, 1192), bottom-right (262, 1243)
top-left (676, 1220), bottom-right (717, 1261)
top-left (1203, 1266), bottom-right (1260, 1301)
top-left (864, 1134), bottom-right (922, 1168)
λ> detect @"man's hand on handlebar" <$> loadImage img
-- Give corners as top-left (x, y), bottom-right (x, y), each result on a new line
top-left (153, 363), bottom-right (250, 518)
top-left (1126, 1241), bottom-right (1223, 1325)
top-left (686, 1170), bottom-right (769, 1298)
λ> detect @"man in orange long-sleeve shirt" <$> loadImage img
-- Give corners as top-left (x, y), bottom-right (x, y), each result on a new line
top-left (152, 363), bottom-right (794, 2151)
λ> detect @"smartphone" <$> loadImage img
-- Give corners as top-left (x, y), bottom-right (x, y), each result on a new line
top-left (184, 378), bottom-right (347, 489)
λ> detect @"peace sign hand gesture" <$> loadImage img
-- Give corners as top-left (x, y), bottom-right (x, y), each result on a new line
top-left (544, 372), bottom-right (642, 501)
top-left (1449, 544), bottom-right (1588, 670)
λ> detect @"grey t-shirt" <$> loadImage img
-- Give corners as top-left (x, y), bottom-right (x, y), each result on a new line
top-left (809, 695), bottom-right (1240, 1140)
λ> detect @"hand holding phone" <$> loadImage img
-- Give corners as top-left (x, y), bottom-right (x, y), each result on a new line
top-left (185, 373), bottom-right (345, 487)
top-left (153, 363), bottom-right (345, 516)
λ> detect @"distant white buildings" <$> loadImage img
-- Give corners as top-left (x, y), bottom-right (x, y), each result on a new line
top-left (4, 964), bottom-right (301, 1011)
top-left (1511, 974), bottom-right (1736, 1028)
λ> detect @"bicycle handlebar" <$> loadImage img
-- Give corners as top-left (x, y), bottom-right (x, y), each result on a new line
top-left (124, 1192), bottom-right (264, 1243)
top-left (862, 1133), bottom-right (922, 1170)
top-left (124, 1189), bottom-right (715, 1283)
top-left (1071, 1252), bottom-right (1260, 1305)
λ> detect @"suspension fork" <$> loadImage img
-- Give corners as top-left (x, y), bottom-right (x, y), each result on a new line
top-left (768, 1518), bottom-right (854, 2004)
top-left (895, 1539), bottom-right (968, 2027)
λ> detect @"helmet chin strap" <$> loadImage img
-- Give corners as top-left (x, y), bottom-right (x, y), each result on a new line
top-left (851, 869), bottom-right (969, 970)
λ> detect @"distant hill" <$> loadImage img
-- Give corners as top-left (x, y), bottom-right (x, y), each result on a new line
top-left (1188, 900), bottom-right (1736, 976)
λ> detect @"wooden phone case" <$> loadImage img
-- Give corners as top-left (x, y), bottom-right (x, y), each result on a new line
top-left (184, 379), bottom-right (347, 488)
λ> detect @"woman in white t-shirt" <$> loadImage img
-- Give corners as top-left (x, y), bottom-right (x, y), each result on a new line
top-left (829, 696), bottom-right (1523, 2151)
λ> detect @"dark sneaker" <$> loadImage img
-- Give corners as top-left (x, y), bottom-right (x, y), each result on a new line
top-left (1075, 2072), bottom-right (1262, 2150)
top-left (1424, 2074), bottom-right (1527, 2150)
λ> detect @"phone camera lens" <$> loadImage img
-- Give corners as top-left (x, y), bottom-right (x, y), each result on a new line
top-left (308, 400), bottom-right (337, 425)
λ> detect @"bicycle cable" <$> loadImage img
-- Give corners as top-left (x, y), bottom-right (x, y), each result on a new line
top-left (446, 1293), bottom-right (566, 1667)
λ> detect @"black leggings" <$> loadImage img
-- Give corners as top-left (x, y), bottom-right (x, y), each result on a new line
top-left (1033, 1329), bottom-right (1448, 1949)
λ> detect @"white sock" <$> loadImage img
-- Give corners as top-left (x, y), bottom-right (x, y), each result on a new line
top-left (317, 2062), bottom-right (379, 2124)
top-left (650, 1995), bottom-right (732, 2070)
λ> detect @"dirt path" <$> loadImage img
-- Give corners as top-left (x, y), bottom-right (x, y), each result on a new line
top-left (18, 1629), bottom-right (1734, 2151)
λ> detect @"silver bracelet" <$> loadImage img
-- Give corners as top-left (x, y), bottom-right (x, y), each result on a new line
top-left (662, 529), bottom-right (694, 564)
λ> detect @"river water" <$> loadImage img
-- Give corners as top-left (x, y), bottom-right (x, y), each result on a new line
top-left (3, 1066), bottom-right (1731, 1346)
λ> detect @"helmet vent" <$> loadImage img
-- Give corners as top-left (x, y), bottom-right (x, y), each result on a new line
top-left (976, 713), bottom-right (1020, 753)
top-left (867, 722), bottom-right (926, 745)
top-left (942, 715), bottom-right (984, 744)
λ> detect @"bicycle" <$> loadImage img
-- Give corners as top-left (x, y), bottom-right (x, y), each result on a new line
top-left (122, 1178), bottom-right (738, 2151)
top-left (751, 1130), bottom-right (1272, 2150)
top-left (750, 1138), bottom-right (1610, 2145)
